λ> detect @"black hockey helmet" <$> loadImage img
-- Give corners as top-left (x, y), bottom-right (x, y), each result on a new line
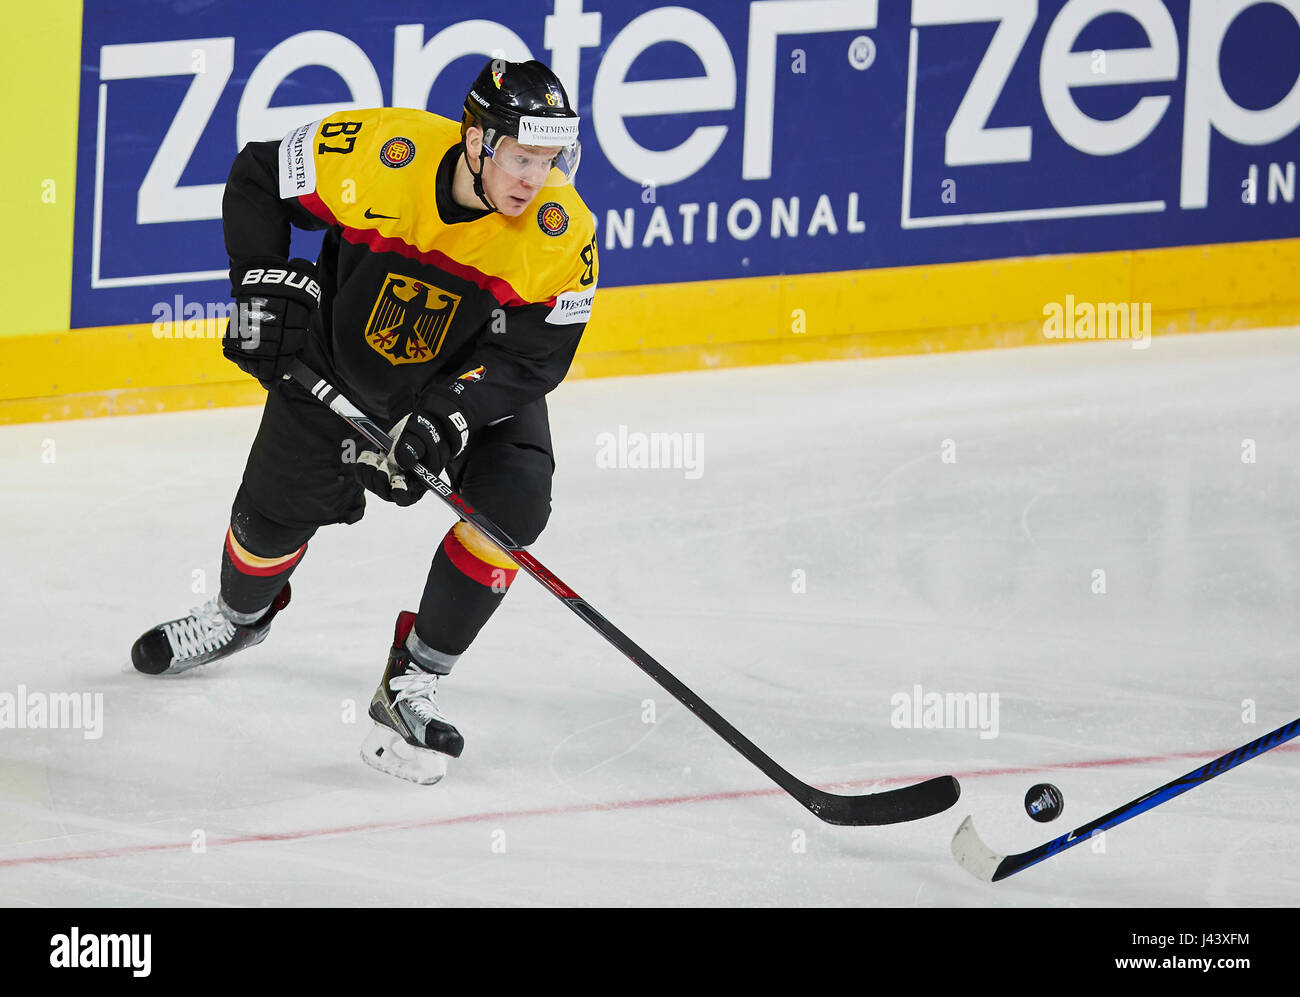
top-left (461, 59), bottom-right (581, 196)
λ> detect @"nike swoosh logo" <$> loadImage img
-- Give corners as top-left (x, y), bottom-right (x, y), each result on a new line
top-left (364, 208), bottom-right (398, 220)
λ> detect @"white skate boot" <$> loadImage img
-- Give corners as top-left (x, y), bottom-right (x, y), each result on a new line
top-left (361, 611), bottom-right (464, 785)
top-left (131, 585), bottom-right (291, 675)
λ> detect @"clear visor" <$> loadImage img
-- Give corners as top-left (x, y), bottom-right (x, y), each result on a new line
top-left (483, 134), bottom-right (581, 187)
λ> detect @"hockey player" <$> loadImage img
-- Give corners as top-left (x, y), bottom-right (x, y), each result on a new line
top-left (131, 59), bottom-right (598, 785)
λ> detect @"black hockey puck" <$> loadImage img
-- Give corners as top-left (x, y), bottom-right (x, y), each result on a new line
top-left (1024, 783), bottom-right (1064, 822)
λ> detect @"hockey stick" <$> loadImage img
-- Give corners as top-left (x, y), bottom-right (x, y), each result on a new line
top-left (952, 715), bottom-right (1300, 881)
top-left (287, 359), bottom-right (959, 825)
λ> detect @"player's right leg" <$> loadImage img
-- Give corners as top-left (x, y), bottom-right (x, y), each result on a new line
top-left (129, 492), bottom-right (311, 675)
top-left (131, 379), bottom-right (366, 675)
top-left (360, 399), bottom-right (553, 783)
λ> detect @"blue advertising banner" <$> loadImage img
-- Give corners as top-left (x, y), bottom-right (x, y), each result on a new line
top-left (74, 0), bottom-right (1300, 329)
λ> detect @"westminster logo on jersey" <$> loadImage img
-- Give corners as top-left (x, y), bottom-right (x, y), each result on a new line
top-left (364, 275), bottom-right (461, 365)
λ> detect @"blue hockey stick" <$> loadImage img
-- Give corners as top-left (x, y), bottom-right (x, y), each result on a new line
top-left (953, 715), bottom-right (1300, 882)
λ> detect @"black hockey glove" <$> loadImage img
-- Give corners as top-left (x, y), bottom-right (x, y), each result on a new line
top-left (223, 257), bottom-right (321, 389)
top-left (351, 417), bottom-right (425, 507)
top-left (393, 391), bottom-right (470, 480)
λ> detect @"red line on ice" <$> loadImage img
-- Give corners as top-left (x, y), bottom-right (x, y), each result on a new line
top-left (2, 743), bottom-right (1294, 869)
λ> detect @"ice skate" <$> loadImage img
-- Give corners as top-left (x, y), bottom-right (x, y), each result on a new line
top-left (362, 610), bottom-right (464, 785)
top-left (131, 584), bottom-right (291, 676)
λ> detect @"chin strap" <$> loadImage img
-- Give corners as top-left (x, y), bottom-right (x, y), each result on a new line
top-left (462, 141), bottom-right (499, 214)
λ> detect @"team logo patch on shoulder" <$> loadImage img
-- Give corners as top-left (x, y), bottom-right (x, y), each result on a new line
top-left (380, 137), bottom-right (416, 169)
top-left (537, 201), bottom-right (569, 237)
top-left (364, 274), bottom-right (461, 365)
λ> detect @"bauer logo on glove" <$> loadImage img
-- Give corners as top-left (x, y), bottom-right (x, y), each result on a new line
top-left (239, 266), bottom-right (322, 304)
top-left (222, 256), bottom-right (321, 389)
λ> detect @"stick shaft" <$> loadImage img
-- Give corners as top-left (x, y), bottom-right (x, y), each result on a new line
top-left (288, 360), bottom-right (949, 823)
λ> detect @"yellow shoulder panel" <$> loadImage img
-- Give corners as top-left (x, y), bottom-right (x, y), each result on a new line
top-left (427, 184), bottom-right (597, 305)
top-left (286, 108), bottom-right (456, 229)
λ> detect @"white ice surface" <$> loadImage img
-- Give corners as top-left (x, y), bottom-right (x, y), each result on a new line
top-left (1, 328), bottom-right (1298, 907)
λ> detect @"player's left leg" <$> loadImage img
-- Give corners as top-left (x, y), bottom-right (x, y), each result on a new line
top-left (362, 399), bottom-right (554, 783)
top-left (132, 377), bottom-right (368, 676)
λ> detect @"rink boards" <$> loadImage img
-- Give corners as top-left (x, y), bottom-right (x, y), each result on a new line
top-left (2, 1), bottom-right (1298, 422)
top-left (3, 237), bottom-right (1300, 425)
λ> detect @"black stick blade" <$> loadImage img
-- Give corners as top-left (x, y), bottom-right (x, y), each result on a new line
top-left (807, 775), bottom-right (961, 826)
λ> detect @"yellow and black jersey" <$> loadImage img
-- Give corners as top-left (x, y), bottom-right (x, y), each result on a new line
top-left (222, 107), bottom-right (598, 428)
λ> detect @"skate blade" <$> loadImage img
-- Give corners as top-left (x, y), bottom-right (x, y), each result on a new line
top-left (360, 724), bottom-right (448, 786)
